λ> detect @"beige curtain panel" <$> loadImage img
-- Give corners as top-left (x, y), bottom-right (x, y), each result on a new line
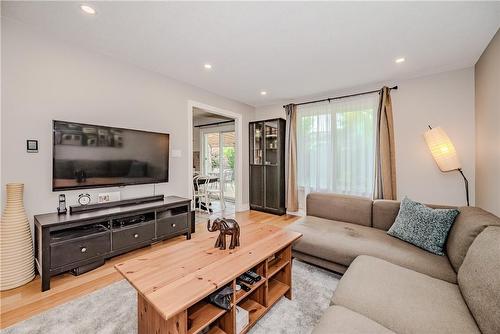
top-left (285, 104), bottom-right (299, 211)
top-left (373, 86), bottom-right (397, 200)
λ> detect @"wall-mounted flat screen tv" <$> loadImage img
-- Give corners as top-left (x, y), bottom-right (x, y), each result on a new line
top-left (53, 120), bottom-right (169, 191)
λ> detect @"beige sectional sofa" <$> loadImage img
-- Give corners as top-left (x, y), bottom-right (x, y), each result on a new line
top-left (286, 193), bottom-right (500, 334)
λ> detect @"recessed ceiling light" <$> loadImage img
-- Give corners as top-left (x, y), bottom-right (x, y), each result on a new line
top-left (80, 5), bottom-right (96, 15)
top-left (395, 57), bottom-right (405, 63)
top-left (204, 64), bottom-right (212, 69)
top-left (260, 91), bottom-right (267, 96)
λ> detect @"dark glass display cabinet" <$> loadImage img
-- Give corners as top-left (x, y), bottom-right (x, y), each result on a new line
top-left (249, 118), bottom-right (286, 215)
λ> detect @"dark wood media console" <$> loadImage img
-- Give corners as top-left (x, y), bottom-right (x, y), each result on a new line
top-left (34, 196), bottom-right (192, 291)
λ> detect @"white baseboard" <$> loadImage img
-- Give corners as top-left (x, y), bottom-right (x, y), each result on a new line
top-left (236, 203), bottom-right (250, 212)
top-left (286, 209), bottom-right (305, 216)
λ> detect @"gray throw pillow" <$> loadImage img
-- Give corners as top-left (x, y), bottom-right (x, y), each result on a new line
top-left (387, 197), bottom-right (459, 255)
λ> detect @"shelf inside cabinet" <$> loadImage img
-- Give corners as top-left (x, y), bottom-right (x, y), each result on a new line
top-left (207, 326), bottom-right (227, 334)
top-left (238, 298), bottom-right (267, 332)
top-left (267, 259), bottom-right (289, 279)
top-left (268, 279), bottom-right (289, 307)
top-left (235, 277), bottom-right (266, 303)
top-left (187, 301), bottom-right (227, 334)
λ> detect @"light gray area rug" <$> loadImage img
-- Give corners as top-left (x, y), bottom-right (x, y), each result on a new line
top-left (2, 260), bottom-right (340, 334)
top-left (248, 261), bottom-right (340, 334)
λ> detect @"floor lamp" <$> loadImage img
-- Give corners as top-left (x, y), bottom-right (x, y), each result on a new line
top-left (424, 126), bottom-right (470, 206)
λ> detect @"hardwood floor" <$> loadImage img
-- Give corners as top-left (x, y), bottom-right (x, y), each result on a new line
top-left (0, 210), bottom-right (300, 329)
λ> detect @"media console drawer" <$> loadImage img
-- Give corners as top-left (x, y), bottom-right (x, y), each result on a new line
top-left (157, 212), bottom-right (188, 237)
top-left (50, 231), bottom-right (110, 269)
top-left (112, 221), bottom-right (155, 250)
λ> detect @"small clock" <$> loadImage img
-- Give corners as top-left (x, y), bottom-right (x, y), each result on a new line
top-left (78, 193), bottom-right (91, 206)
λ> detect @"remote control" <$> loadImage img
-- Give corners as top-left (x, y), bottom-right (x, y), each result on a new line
top-left (244, 270), bottom-right (261, 282)
top-left (238, 274), bottom-right (255, 285)
top-left (236, 279), bottom-right (251, 292)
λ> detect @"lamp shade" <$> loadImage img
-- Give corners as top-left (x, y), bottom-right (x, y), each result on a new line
top-left (424, 126), bottom-right (461, 172)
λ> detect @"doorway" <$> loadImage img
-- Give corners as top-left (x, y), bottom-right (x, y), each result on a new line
top-left (189, 102), bottom-right (242, 223)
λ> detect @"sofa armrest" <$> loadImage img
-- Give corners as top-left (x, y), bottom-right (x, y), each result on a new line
top-left (306, 192), bottom-right (373, 227)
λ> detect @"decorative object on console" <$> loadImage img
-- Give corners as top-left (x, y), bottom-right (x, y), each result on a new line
top-left (424, 125), bottom-right (470, 206)
top-left (387, 196), bottom-right (459, 255)
top-left (57, 194), bottom-right (67, 214)
top-left (207, 217), bottom-right (240, 250)
top-left (78, 193), bottom-right (91, 206)
top-left (0, 183), bottom-right (35, 290)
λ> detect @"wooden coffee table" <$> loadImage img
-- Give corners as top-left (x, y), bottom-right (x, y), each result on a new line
top-left (115, 222), bottom-right (302, 334)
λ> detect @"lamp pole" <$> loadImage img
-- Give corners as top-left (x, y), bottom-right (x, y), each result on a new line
top-left (457, 168), bottom-right (470, 206)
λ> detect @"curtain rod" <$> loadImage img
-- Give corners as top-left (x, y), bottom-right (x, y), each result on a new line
top-left (283, 86), bottom-right (398, 108)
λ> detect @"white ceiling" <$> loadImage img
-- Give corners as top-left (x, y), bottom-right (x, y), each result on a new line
top-left (2, 1), bottom-right (499, 106)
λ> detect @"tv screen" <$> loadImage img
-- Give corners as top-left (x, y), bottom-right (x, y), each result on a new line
top-left (53, 120), bottom-right (169, 191)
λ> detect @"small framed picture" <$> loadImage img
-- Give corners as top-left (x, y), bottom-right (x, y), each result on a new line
top-left (27, 140), bottom-right (38, 153)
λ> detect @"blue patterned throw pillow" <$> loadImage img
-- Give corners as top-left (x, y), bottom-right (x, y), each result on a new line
top-left (387, 197), bottom-right (459, 255)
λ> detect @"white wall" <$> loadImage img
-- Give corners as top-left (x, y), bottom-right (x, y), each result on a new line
top-left (253, 105), bottom-right (285, 122)
top-left (392, 68), bottom-right (475, 206)
top-left (254, 68), bottom-right (475, 207)
top-left (475, 29), bottom-right (500, 216)
top-left (1, 19), bottom-right (254, 228)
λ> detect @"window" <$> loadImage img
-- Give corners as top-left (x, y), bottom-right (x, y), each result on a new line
top-left (297, 93), bottom-right (379, 200)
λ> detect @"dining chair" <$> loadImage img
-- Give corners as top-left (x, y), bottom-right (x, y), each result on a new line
top-left (206, 176), bottom-right (225, 211)
top-left (193, 175), bottom-right (209, 213)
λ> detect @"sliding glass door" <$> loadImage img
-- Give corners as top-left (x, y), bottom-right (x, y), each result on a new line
top-left (202, 130), bottom-right (236, 202)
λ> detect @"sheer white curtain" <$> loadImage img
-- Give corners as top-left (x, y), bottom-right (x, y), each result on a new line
top-left (297, 93), bottom-right (379, 208)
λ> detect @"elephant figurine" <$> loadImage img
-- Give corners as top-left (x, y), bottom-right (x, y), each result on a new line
top-left (207, 217), bottom-right (241, 250)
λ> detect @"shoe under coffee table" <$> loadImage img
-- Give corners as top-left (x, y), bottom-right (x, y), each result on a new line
top-left (115, 222), bottom-right (302, 334)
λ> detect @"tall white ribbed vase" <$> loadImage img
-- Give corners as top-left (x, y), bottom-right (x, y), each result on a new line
top-left (0, 183), bottom-right (35, 290)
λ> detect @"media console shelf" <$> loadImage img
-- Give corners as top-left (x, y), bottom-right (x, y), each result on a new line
top-left (34, 195), bottom-right (191, 291)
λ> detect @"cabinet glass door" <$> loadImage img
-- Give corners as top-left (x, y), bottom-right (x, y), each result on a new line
top-left (264, 120), bottom-right (279, 165)
top-left (250, 122), bottom-right (264, 165)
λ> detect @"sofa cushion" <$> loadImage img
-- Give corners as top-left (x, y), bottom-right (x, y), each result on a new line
top-left (373, 200), bottom-right (456, 231)
top-left (312, 305), bottom-right (395, 334)
top-left (387, 197), bottom-right (459, 255)
top-left (332, 256), bottom-right (480, 334)
top-left (306, 193), bottom-right (372, 227)
top-left (287, 216), bottom-right (457, 283)
top-left (458, 226), bottom-right (500, 334)
top-left (447, 206), bottom-right (500, 272)
top-left (372, 199), bottom-right (400, 231)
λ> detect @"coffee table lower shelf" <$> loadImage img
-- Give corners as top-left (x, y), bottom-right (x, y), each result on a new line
top-left (137, 244), bottom-right (294, 334)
